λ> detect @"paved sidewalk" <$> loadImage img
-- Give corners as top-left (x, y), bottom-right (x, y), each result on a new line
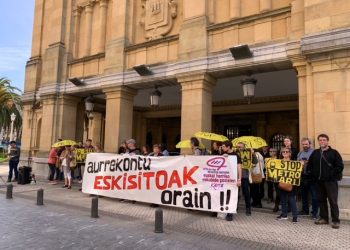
top-left (1, 171), bottom-right (350, 249)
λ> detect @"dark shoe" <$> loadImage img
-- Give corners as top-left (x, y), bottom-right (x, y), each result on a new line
top-left (211, 212), bottom-right (218, 217)
top-left (253, 204), bottom-right (262, 208)
top-left (332, 222), bottom-right (340, 229)
top-left (292, 217), bottom-right (298, 224)
top-left (315, 218), bottom-right (329, 225)
top-left (150, 203), bottom-right (159, 207)
top-left (298, 210), bottom-right (309, 216)
top-left (7, 179), bottom-right (11, 183)
top-left (276, 215), bottom-right (288, 220)
top-left (226, 213), bottom-right (233, 221)
top-left (246, 209), bottom-right (251, 216)
top-left (67, 186), bottom-right (72, 189)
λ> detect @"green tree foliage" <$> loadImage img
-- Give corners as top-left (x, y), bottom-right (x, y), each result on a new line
top-left (0, 77), bottom-right (22, 132)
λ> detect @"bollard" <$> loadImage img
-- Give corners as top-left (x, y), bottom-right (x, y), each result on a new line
top-left (37, 188), bottom-right (44, 205)
top-left (6, 184), bottom-right (13, 199)
top-left (154, 207), bottom-right (163, 233)
top-left (91, 197), bottom-right (99, 218)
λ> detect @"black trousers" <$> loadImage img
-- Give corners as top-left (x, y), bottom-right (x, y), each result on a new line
top-left (317, 181), bottom-right (340, 223)
top-left (241, 178), bottom-right (251, 209)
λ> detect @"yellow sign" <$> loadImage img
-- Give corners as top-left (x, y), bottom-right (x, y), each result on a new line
top-left (76, 148), bottom-right (95, 163)
top-left (239, 150), bottom-right (253, 169)
top-left (265, 158), bottom-right (303, 186)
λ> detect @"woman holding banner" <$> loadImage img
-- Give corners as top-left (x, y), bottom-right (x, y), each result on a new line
top-left (276, 147), bottom-right (298, 223)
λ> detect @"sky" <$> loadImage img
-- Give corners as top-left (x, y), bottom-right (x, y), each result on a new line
top-left (0, 1), bottom-right (35, 91)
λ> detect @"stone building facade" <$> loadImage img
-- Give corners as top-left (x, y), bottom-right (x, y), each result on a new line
top-left (22, 0), bottom-right (350, 213)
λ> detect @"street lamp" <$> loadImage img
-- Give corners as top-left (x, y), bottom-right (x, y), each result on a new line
top-left (150, 86), bottom-right (162, 107)
top-left (241, 76), bottom-right (257, 104)
top-left (85, 95), bottom-right (94, 139)
top-left (9, 113), bottom-right (16, 142)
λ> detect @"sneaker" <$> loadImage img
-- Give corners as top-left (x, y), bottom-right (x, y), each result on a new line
top-left (226, 213), bottom-right (233, 221)
top-left (332, 222), bottom-right (340, 229)
top-left (276, 215), bottom-right (288, 220)
top-left (292, 218), bottom-right (298, 224)
top-left (312, 215), bottom-right (318, 220)
top-left (298, 211), bottom-right (309, 216)
top-left (315, 218), bottom-right (329, 225)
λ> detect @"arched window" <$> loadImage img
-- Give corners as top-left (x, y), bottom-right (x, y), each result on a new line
top-left (271, 134), bottom-right (286, 152)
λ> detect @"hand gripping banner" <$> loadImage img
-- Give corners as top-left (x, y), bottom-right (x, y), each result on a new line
top-left (82, 154), bottom-right (239, 213)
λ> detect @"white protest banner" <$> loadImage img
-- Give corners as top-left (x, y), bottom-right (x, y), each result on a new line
top-left (82, 154), bottom-right (239, 213)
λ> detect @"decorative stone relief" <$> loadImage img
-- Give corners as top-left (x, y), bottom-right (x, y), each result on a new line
top-left (140, 0), bottom-right (177, 40)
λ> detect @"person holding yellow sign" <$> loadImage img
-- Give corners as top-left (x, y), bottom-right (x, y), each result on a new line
top-left (276, 147), bottom-right (299, 223)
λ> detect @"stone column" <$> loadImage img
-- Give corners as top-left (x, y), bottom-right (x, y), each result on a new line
top-left (83, 2), bottom-right (94, 57)
top-left (88, 112), bottom-right (103, 145)
top-left (19, 104), bottom-right (34, 157)
top-left (98, 0), bottom-right (108, 53)
top-left (73, 7), bottom-right (82, 58)
top-left (178, 73), bottom-right (216, 153)
top-left (103, 86), bottom-right (137, 153)
top-left (260, 0), bottom-right (272, 12)
top-left (230, 0), bottom-right (241, 19)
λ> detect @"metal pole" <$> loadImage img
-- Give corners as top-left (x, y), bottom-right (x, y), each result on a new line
top-left (91, 196), bottom-right (99, 218)
top-left (154, 207), bottom-right (163, 233)
top-left (6, 184), bottom-right (13, 199)
top-left (37, 188), bottom-right (44, 205)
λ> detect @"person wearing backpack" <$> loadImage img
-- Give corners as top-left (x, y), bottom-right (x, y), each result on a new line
top-left (307, 134), bottom-right (344, 229)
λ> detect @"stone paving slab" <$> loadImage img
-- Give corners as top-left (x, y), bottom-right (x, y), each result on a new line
top-left (1, 176), bottom-right (350, 250)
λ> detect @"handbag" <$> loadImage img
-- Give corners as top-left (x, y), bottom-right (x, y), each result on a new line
top-left (251, 172), bottom-right (263, 184)
top-left (278, 182), bottom-right (293, 192)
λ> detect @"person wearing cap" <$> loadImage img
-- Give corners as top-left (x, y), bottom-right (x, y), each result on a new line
top-left (126, 139), bottom-right (141, 155)
top-left (7, 141), bottom-right (20, 182)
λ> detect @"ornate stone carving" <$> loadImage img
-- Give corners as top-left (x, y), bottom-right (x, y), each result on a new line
top-left (140, 0), bottom-right (177, 40)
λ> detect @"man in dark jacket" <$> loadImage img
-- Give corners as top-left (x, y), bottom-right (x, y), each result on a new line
top-left (7, 141), bottom-right (20, 182)
top-left (307, 134), bottom-right (343, 229)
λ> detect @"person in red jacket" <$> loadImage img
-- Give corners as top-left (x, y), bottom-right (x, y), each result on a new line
top-left (48, 147), bottom-right (58, 184)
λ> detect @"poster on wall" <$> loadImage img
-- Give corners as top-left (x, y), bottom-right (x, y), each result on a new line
top-left (83, 154), bottom-right (239, 213)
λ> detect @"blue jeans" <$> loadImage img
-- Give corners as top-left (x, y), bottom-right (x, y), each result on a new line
top-left (300, 179), bottom-right (319, 217)
top-left (280, 188), bottom-right (298, 219)
top-left (8, 160), bottom-right (19, 181)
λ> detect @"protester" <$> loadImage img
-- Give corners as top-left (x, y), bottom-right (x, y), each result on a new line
top-left (150, 144), bottom-right (163, 157)
top-left (126, 139), bottom-right (141, 155)
top-left (56, 146), bottom-right (65, 181)
top-left (7, 141), bottom-right (20, 182)
top-left (75, 141), bottom-right (84, 181)
top-left (48, 147), bottom-right (58, 184)
top-left (118, 141), bottom-right (127, 154)
top-left (211, 141), bottom-right (222, 155)
top-left (160, 143), bottom-right (170, 156)
top-left (264, 147), bottom-right (275, 203)
top-left (60, 145), bottom-right (75, 189)
top-left (268, 148), bottom-right (281, 212)
top-left (282, 136), bottom-right (298, 160)
top-left (70, 145), bottom-right (77, 181)
top-left (308, 134), bottom-right (344, 229)
top-left (250, 151), bottom-right (265, 208)
top-left (190, 137), bottom-right (202, 156)
top-left (235, 142), bottom-right (257, 216)
top-left (297, 138), bottom-right (318, 219)
top-left (142, 145), bottom-right (150, 156)
top-left (221, 140), bottom-right (242, 220)
top-left (276, 147), bottom-right (298, 223)
top-left (94, 142), bottom-right (104, 153)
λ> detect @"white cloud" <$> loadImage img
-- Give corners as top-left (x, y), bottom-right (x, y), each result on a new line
top-left (0, 46), bottom-right (30, 71)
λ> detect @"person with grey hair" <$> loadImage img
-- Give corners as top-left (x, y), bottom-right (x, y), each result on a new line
top-left (297, 137), bottom-right (318, 219)
top-left (126, 139), bottom-right (141, 155)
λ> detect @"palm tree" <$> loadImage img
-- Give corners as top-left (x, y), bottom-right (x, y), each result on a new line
top-left (0, 78), bottom-right (22, 138)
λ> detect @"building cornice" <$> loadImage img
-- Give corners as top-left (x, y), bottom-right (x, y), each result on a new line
top-left (301, 27), bottom-right (350, 56)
